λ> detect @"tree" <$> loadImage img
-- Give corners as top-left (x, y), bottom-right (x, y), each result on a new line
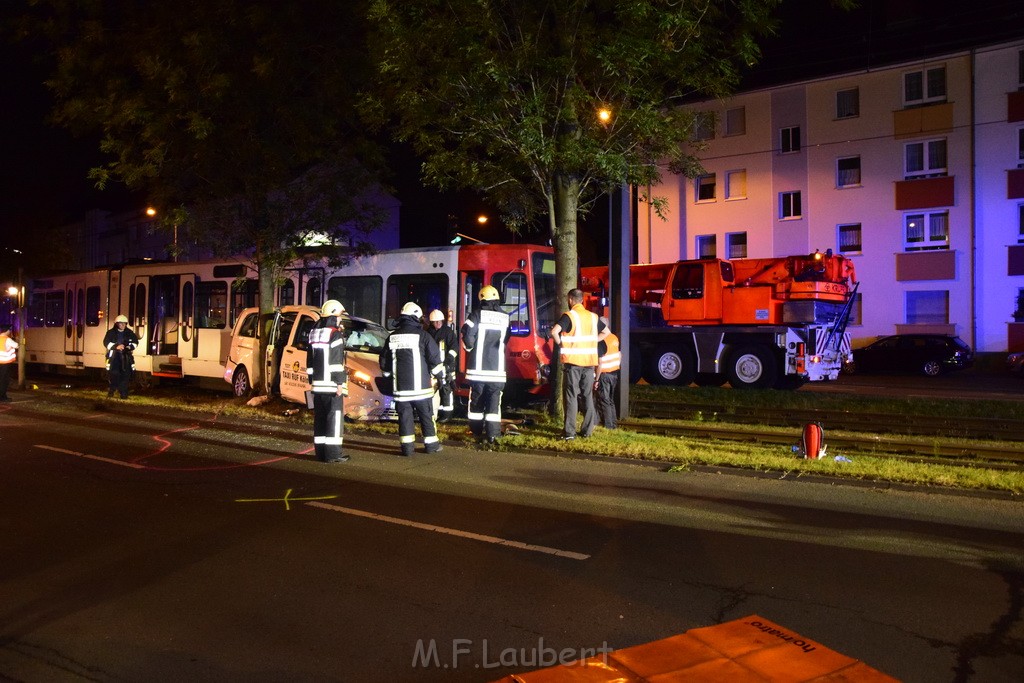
top-left (365, 0), bottom-right (782, 412)
top-left (27, 0), bottom-right (385, 393)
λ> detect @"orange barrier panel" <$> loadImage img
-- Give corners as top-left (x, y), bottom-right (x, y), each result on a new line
top-left (492, 615), bottom-right (898, 682)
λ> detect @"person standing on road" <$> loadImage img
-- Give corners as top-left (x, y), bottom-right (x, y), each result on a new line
top-left (460, 286), bottom-right (510, 445)
top-left (306, 300), bottom-right (349, 463)
top-left (550, 289), bottom-right (607, 440)
top-left (428, 309), bottom-right (459, 423)
top-left (382, 302), bottom-right (445, 456)
top-left (103, 315), bottom-right (139, 399)
top-left (0, 324), bottom-right (18, 402)
top-left (596, 318), bottom-right (621, 429)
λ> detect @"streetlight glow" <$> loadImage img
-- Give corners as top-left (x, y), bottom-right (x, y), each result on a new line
top-left (146, 207), bottom-right (157, 217)
top-left (6, 286), bottom-right (17, 297)
top-left (598, 108), bottom-right (612, 123)
top-left (476, 215), bottom-right (488, 225)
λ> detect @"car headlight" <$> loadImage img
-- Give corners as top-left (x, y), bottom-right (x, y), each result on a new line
top-left (349, 368), bottom-right (374, 391)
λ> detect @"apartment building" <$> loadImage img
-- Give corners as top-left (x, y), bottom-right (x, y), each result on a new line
top-left (643, 39), bottom-right (1024, 354)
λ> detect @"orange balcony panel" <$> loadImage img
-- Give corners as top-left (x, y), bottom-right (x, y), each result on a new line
top-left (896, 250), bottom-right (955, 281)
top-left (1009, 168), bottom-right (1024, 199)
top-left (894, 176), bottom-right (954, 210)
top-left (893, 102), bottom-right (954, 138)
top-left (1009, 90), bottom-right (1024, 123)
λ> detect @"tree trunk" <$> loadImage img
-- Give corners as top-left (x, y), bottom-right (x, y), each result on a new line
top-left (547, 174), bottom-right (581, 421)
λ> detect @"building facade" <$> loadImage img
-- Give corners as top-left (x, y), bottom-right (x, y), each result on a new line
top-left (644, 39), bottom-right (1024, 354)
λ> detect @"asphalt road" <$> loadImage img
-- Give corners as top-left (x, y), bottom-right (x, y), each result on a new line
top-left (1, 393), bottom-right (1022, 682)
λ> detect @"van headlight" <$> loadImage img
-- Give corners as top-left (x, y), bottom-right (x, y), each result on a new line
top-left (349, 369), bottom-right (374, 390)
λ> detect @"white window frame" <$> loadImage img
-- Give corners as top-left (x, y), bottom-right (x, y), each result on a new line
top-left (696, 235), bottom-right (716, 259)
top-left (725, 169), bottom-right (747, 200)
top-left (1017, 203), bottom-right (1024, 244)
top-left (906, 290), bottom-right (949, 325)
top-left (903, 65), bottom-right (946, 106)
top-left (726, 232), bottom-right (747, 259)
top-left (836, 156), bottom-right (861, 188)
top-left (836, 87), bottom-right (859, 119)
top-left (904, 138), bottom-right (947, 179)
top-left (904, 211), bottom-right (949, 252)
top-left (779, 191), bottom-right (802, 220)
top-left (695, 173), bottom-right (717, 203)
top-left (780, 126), bottom-right (801, 154)
top-left (724, 107), bottom-right (746, 136)
top-left (1017, 127), bottom-right (1024, 168)
top-left (838, 223), bottom-right (862, 254)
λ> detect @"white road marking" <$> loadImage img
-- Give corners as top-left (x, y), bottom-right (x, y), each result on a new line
top-left (35, 445), bottom-right (145, 469)
top-left (306, 501), bottom-right (590, 561)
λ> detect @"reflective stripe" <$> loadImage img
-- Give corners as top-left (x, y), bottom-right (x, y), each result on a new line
top-left (400, 434), bottom-right (416, 444)
top-left (424, 435), bottom-right (439, 444)
top-left (560, 306), bottom-right (599, 366)
top-left (484, 413), bottom-right (501, 422)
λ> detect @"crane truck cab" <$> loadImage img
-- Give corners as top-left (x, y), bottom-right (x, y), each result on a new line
top-left (224, 305), bottom-right (395, 420)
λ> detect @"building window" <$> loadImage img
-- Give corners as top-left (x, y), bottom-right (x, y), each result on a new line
top-left (904, 211), bottom-right (949, 251)
top-left (849, 293), bottom-right (863, 326)
top-left (692, 111), bottom-right (715, 141)
top-left (906, 290), bottom-right (949, 325)
top-left (725, 170), bottom-right (747, 199)
top-left (726, 232), bottom-right (747, 259)
top-left (1018, 128), bottom-right (1024, 168)
top-left (904, 66), bottom-right (946, 106)
top-left (696, 235), bottom-right (716, 258)
top-left (779, 191), bottom-right (802, 219)
top-left (1018, 49), bottom-right (1024, 89)
top-left (724, 107), bottom-right (746, 136)
top-left (838, 223), bottom-right (862, 253)
top-left (904, 138), bottom-right (947, 179)
top-left (1018, 203), bottom-right (1024, 243)
top-left (695, 173), bottom-right (716, 202)
top-left (836, 88), bottom-right (860, 119)
top-left (780, 126), bottom-right (801, 154)
top-left (836, 156), bottom-right (861, 187)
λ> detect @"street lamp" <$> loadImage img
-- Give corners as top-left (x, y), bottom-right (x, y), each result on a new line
top-left (146, 206), bottom-right (178, 262)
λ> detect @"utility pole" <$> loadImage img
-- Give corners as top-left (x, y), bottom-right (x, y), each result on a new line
top-left (609, 184), bottom-right (633, 418)
top-left (16, 266), bottom-right (26, 389)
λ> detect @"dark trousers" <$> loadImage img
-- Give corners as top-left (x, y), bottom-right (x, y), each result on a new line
top-left (436, 378), bottom-right (454, 419)
top-left (467, 381), bottom-right (503, 440)
top-left (312, 392), bottom-right (345, 461)
top-left (397, 397), bottom-right (439, 455)
top-left (597, 371), bottom-right (619, 429)
top-left (0, 363), bottom-right (12, 399)
top-left (563, 365), bottom-right (596, 438)
top-left (107, 352), bottom-right (132, 398)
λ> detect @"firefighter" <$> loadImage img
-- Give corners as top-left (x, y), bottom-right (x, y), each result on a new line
top-left (306, 300), bottom-right (349, 463)
top-left (103, 314), bottom-right (139, 399)
top-left (550, 288), bottom-right (607, 440)
top-left (428, 309), bottom-right (459, 423)
top-left (596, 317), bottom-right (621, 429)
top-left (381, 302), bottom-right (445, 456)
top-left (460, 285), bottom-right (510, 444)
top-left (0, 324), bottom-right (17, 402)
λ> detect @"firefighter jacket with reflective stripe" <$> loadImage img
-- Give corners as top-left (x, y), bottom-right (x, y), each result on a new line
top-left (429, 324), bottom-right (459, 375)
top-left (559, 304), bottom-right (599, 367)
top-left (598, 333), bottom-right (621, 373)
top-left (460, 302), bottom-right (510, 383)
top-left (381, 316), bottom-right (444, 402)
top-left (0, 334), bottom-right (17, 363)
top-left (103, 326), bottom-right (139, 370)
top-left (306, 316), bottom-right (348, 395)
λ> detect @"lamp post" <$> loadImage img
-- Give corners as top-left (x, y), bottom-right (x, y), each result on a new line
top-left (7, 268), bottom-right (25, 389)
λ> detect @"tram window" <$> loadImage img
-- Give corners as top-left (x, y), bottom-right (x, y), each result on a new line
top-left (27, 291), bottom-right (46, 327)
top-left (44, 291), bottom-right (63, 327)
top-left (385, 274), bottom-right (447, 328)
top-left (76, 287), bottom-right (85, 330)
top-left (231, 278), bottom-right (258, 326)
top-left (279, 279), bottom-right (295, 306)
top-left (327, 275), bottom-right (382, 323)
top-left (461, 272), bottom-right (483, 327)
top-left (86, 287), bottom-right (101, 326)
top-left (134, 284), bottom-right (146, 324)
top-left (182, 282), bottom-right (194, 324)
top-left (305, 277), bottom-right (322, 307)
top-left (65, 290), bottom-right (73, 336)
top-left (196, 281), bottom-right (228, 328)
top-left (532, 253), bottom-right (558, 339)
top-left (128, 284), bottom-right (136, 322)
top-left (492, 272), bottom-right (529, 336)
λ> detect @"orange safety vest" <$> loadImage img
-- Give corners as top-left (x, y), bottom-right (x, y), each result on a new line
top-left (0, 335), bottom-right (16, 364)
top-left (599, 333), bottom-right (621, 373)
top-left (559, 304), bottom-right (599, 367)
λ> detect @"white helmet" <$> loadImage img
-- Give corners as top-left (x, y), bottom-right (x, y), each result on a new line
top-left (321, 299), bottom-right (346, 317)
top-left (114, 315), bottom-right (129, 324)
top-left (401, 302), bottom-right (423, 318)
top-left (428, 309), bottom-right (445, 322)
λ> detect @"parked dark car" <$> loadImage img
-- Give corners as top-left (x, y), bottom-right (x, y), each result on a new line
top-left (1007, 351), bottom-right (1024, 376)
top-left (846, 334), bottom-right (974, 376)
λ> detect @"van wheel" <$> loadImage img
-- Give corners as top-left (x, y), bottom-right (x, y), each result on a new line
top-left (233, 367), bottom-right (251, 397)
top-left (726, 345), bottom-right (778, 390)
top-left (646, 347), bottom-right (695, 386)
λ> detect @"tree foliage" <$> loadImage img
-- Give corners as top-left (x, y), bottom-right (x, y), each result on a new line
top-left (26, 0), bottom-right (386, 392)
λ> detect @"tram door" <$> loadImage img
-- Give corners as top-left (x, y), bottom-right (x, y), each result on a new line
top-left (177, 274), bottom-right (200, 361)
top-left (63, 281), bottom-right (86, 368)
top-left (147, 275), bottom-right (181, 357)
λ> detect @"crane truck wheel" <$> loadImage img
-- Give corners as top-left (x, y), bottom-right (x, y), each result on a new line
top-left (726, 345), bottom-right (778, 390)
top-left (645, 347), bottom-right (695, 386)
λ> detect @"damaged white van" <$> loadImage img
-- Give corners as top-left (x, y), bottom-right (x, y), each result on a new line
top-left (224, 305), bottom-right (395, 421)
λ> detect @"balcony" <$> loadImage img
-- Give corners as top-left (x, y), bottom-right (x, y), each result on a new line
top-left (894, 176), bottom-right (954, 210)
top-left (893, 102), bottom-right (953, 139)
top-left (1009, 90), bottom-right (1024, 123)
top-left (1008, 168), bottom-right (1024, 200)
top-left (895, 250), bottom-right (955, 281)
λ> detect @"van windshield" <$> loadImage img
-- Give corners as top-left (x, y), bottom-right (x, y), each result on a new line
top-left (344, 318), bottom-right (389, 354)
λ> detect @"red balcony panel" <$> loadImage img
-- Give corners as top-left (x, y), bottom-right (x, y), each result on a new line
top-left (1009, 168), bottom-right (1024, 199)
top-left (1009, 90), bottom-right (1024, 123)
top-left (1009, 323), bottom-right (1024, 353)
top-left (895, 250), bottom-right (955, 281)
top-left (1009, 245), bottom-right (1024, 276)
top-left (894, 176), bottom-right (955, 210)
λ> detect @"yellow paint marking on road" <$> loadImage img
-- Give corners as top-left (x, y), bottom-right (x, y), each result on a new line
top-left (306, 501), bottom-right (591, 561)
top-left (36, 445), bottom-right (146, 469)
top-left (236, 488), bottom-right (338, 511)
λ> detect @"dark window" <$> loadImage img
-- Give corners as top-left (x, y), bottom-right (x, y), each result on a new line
top-left (196, 281), bottom-right (228, 328)
top-left (86, 287), bottom-right (101, 326)
top-left (327, 275), bottom-right (383, 323)
top-left (493, 271), bottom-right (529, 335)
top-left (385, 274), bottom-right (448, 329)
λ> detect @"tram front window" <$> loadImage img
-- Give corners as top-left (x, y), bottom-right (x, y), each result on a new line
top-left (532, 253), bottom-right (558, 339)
